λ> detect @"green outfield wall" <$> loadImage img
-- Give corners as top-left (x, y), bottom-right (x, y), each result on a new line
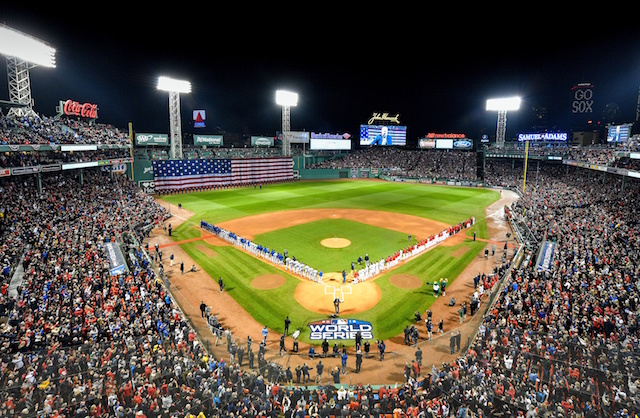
top-left (297, 168), bottom-right (380, 180)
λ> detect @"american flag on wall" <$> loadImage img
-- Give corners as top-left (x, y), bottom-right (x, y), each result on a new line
top-left (153, 157), bottom-right (293, 192)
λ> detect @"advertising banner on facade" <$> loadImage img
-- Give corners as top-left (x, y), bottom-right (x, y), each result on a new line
top-left (251, 136), bottom-right (274, 147)
top-left (135, 133), bottom-right (169, 146)
top-left (194, 135), bottom-right (223, 146)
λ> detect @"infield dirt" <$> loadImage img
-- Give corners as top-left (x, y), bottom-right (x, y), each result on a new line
top-left (148, 188), bottom-right (518, 384)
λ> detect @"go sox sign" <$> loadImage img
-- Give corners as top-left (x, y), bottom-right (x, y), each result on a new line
top-left (571, 82), bottom-right (593, 114)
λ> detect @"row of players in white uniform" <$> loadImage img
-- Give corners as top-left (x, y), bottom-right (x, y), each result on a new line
top-left (200, 219), bottom-right (473, 283)
top-left (283, 257), bottom-right (386, 284)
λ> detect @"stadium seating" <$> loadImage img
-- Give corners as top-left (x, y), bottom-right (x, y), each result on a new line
top-left (0, 115), bottom-right (639, 417)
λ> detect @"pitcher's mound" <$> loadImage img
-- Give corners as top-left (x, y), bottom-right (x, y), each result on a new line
top-left (321, 238), bottom-right (351, 248)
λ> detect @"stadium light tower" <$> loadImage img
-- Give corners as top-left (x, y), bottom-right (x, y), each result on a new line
top-left (0, 24), bottom-right (56, 119)
top-left (276, 90), bottom-right (298, 156)
top-left (486, 96), bottom-right (521, 148)
top-left (157, 76), bottom-right (191, 160)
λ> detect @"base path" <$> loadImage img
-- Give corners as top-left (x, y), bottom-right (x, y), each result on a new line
top-left (216, 208), bottom-right (449, 241)
top-left (148, 189), bottom-right (519, 385)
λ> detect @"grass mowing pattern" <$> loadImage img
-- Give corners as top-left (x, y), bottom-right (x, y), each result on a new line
top-left (364, 239), bottom-right (487, 341)
top-left (255, 218), bottom-right (413, 272)
top-left (163, 181), bottom-right (499, 343)
top-left (183, 241), bottom-right (321, 331)
top-left (165, 181), bottom-right (496, 227)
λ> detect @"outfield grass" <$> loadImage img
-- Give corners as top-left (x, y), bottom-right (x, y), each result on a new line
top-left (163, 180), bottom-right (499, 343)
top-left (164, 180), bottom-right (496, 226)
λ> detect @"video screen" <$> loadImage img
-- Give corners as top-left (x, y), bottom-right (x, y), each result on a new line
top-left (607, 123), bottom-right (632, 142)
top-left (436, 139), bottom-right (453, 149)
top-left (310, 138), bottom-right (351, 150)
top-left (360, 124), bottom-right (407, 146)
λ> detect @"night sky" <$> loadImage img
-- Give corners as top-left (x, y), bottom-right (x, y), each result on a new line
top-left (2, 7), bottom-right (640, 145)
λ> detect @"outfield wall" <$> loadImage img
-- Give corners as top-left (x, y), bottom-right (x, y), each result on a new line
top-left (297, 168), bottom-right (486, 188)
top-left (298, 168), bottom-right (380, 180)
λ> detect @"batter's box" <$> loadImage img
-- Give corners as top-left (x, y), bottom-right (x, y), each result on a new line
top-left (324, 285), bottom-right (352, 302)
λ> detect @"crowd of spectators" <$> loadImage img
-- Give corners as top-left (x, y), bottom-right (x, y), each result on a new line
top-left (138, 147), bottom-right (284, 161)
top-left (0, 115), bottom-right (130, 146)
top-left (419, 163), bottom-right (640, 417)
top-left (1, 114), bottom-right (640, 417)
top-left (613, 157), bottom-right (640, 172)
top-left (0, 167), bottom-right (463, 418)
top-left (0, 171), bottom-right (177, 416)
top-left (0, 149), bottom-right (132, 169)
top-left (565, 147), bottom-right (618, 165)
top-left (309, 148), bottom-right (477, 181)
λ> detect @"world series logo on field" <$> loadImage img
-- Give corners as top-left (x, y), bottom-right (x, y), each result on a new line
top-left (308, 318), bottom-right (373, 340)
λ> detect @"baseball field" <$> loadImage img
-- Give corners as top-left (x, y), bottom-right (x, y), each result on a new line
top-left (162, 179), bottom-right (500, 344)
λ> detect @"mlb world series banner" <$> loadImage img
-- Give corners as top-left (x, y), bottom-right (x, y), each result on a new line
top-left (308, 318), bottom-right (373, 340)
top-left (535, 240), bottom-right (556, 272)
top-left (153, 157), bottom-right (293, 192)
top-left (105, 242), bottom-right (128, 276)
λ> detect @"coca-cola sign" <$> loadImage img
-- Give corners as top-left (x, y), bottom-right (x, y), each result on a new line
top-left (57, 99), bottom-right (99, 119)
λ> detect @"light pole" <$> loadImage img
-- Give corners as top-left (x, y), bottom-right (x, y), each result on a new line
top-left (276, 90), bottom-right (298, 157)
top-left (0, 24), bottom-right (56, 119)
top-left (487, 96), bottom-right (527, 190)
top-left (486, 96), bottom-right (521, 148)
top-left (157, 76), bottom-right (191, 160)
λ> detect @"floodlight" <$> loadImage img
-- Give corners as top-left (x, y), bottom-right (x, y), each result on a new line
top-left (0, 24), bottom-right (56, 68)
top-left (157, 76), bottom-right (191, 160)
top-left (276, 90), bottom-right (298, 107)
top-left (486, 96), bottom-right (521, 111)
top-left (486, 95), bottom-right (521, 149)
top-left (276, 90), bottom-right (299, 157)
top-left (157, 76), bottom-right (191, 94)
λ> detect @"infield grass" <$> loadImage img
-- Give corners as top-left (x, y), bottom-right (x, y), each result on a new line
top-left (255, 218), bottom-right (412, 272)
top-left (163, 180), bottom-right (499, 343)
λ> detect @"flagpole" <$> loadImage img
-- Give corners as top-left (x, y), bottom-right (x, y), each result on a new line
top-left (522, 140), bottom-right (529, 193)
